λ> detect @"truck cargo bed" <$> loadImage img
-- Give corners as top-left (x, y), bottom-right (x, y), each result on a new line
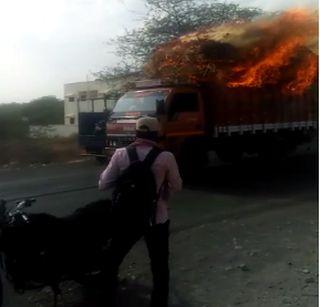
top-left (202, 85), bottom-right (317, 136)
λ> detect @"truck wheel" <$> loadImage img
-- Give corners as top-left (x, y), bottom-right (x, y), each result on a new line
top-left (95, 156), bottom-right (107, 164)
top-left (215, 148), bottom-right (243, 164)
top-left (179, 142), bottom-right (208, 181)
top-left (257, 138), bottom-right (293, 162)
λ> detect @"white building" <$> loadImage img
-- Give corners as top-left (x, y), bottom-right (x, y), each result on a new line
top-left (30, 77), bottom-right (137, 138)
top-left (64, 79), bottom-right (117, 126)
top-left (64, 73), bottom-right (142, 126)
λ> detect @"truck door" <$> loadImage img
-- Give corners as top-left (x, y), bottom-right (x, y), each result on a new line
top-left (78, 112), bottom-right (107, 153)
top-left (165, 91), bottom-right (204, 137)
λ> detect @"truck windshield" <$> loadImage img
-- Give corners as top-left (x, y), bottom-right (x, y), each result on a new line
top-left (113, 90), bottom-right (170, 114)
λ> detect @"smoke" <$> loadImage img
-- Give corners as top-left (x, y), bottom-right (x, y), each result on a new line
top-left (145, 9), bottom-right (318, 94)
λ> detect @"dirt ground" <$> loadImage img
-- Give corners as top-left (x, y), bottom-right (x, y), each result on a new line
top-left (2, 154), bottom-right (318, 307)
top-left (118, 194), bottom-right (318, 307)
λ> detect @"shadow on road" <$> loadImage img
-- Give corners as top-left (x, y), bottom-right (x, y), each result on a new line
top-left (72, 279), bottom-right (187, 307)
top-left (184, 154), bottom-right (318, 200)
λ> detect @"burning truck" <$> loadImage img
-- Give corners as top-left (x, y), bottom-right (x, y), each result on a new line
top-left (104, 9), bottom-right (318, 169)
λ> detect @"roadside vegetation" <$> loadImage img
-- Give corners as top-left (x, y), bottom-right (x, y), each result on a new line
top-left (0, 96), bottom-right (64, 139)
top-left (0, 136), bottom-right (79, 167)
top-left (0, 97), bottom-right (79, 167)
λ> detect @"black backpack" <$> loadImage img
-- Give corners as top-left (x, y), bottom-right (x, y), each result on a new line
top-left (112, 145), bottom-right (162, 227)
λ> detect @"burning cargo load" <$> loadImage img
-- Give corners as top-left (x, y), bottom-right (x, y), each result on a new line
top-left (144, 9), bottom-right (318, 95)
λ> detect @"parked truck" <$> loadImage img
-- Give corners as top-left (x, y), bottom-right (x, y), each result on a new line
top-left (78, 112), bottom-right (108, 160)
top-left (78, 95), bottom-right (116, 161)
top-left (104, 79), bottom-right (317, 169)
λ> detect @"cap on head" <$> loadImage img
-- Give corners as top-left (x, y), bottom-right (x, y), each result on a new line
top-left (136, 116), bottom-right (160, 140)
top-left (136, 116), bottom-right (160, 133)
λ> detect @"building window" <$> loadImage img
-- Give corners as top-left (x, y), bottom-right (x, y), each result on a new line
top-left (69, 96), bottom-right (75, 102)
top-left (88, 90), bottom-right (98, 99)
top-left (70, 117), bottom-right (75, 125)
top-left (79, 91), bottom-right (87, 101)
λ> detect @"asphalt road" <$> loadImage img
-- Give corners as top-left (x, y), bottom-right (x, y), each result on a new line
top-left (0, 152), bottom-right (318, 307)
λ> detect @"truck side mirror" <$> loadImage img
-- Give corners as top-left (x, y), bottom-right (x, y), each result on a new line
top-left (156, 99), bottom-right (165, 115)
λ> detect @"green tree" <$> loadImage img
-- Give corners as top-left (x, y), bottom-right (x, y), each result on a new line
top-left (0, 96), bottom-right (64, 139)
top-left (22, 96), bottom-right (64, 125)
top-left (98, 0), bottom-right (262, 78)
top-left (0, 103), bottom-right (28, 139)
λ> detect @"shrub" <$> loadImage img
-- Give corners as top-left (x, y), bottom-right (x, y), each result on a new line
top-left (0, 136), bottom-right (80, 166)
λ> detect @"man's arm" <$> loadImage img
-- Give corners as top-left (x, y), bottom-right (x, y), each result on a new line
top-left (166, 152), bottom-right (182, 193)
top-left (98, 149), bottom-right (122, 190)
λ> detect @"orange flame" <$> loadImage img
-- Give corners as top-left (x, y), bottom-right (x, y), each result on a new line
top-left (285, 53), bottom-right (318, 94)
top-left (145, 9), bottom-right (318, 95)
top-left (227, 37), bottom-right (305, 88)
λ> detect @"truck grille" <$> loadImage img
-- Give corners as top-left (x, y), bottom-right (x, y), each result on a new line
top-left (106, 136), bottom-right (136, 148)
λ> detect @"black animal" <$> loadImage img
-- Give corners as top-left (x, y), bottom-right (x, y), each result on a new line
top-left (0, 198), bottom-right (112, 306)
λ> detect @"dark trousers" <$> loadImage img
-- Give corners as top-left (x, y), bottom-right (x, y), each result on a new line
top-left (105, 220), bottom-right (170, 307)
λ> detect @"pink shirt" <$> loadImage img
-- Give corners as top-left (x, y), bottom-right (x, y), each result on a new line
top-left (99, 139), bottom-right (182, 224)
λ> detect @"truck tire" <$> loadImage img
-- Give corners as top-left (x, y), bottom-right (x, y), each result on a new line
top-left (95, 156), bottom-right (107, 164)
top-left (179, 141), bottom-right (208, 181)
top-left (215, 148), bottom-right (243, 164)
top-left (257, 137), bottom-right (293, 162)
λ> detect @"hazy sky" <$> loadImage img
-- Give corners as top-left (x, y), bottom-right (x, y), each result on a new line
top-left (0, 0), bottom-right (317, 103)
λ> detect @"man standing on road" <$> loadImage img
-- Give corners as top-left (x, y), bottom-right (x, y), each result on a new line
top-left (99, 116), bottom-right (182, 307)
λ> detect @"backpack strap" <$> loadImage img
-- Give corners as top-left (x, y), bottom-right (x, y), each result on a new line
top-left (143, 147), bottom-right (163, 169)
top-left (144, 147), bottom-right (163, 226)
top-left (126, 146), bottom-right (139, 164)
